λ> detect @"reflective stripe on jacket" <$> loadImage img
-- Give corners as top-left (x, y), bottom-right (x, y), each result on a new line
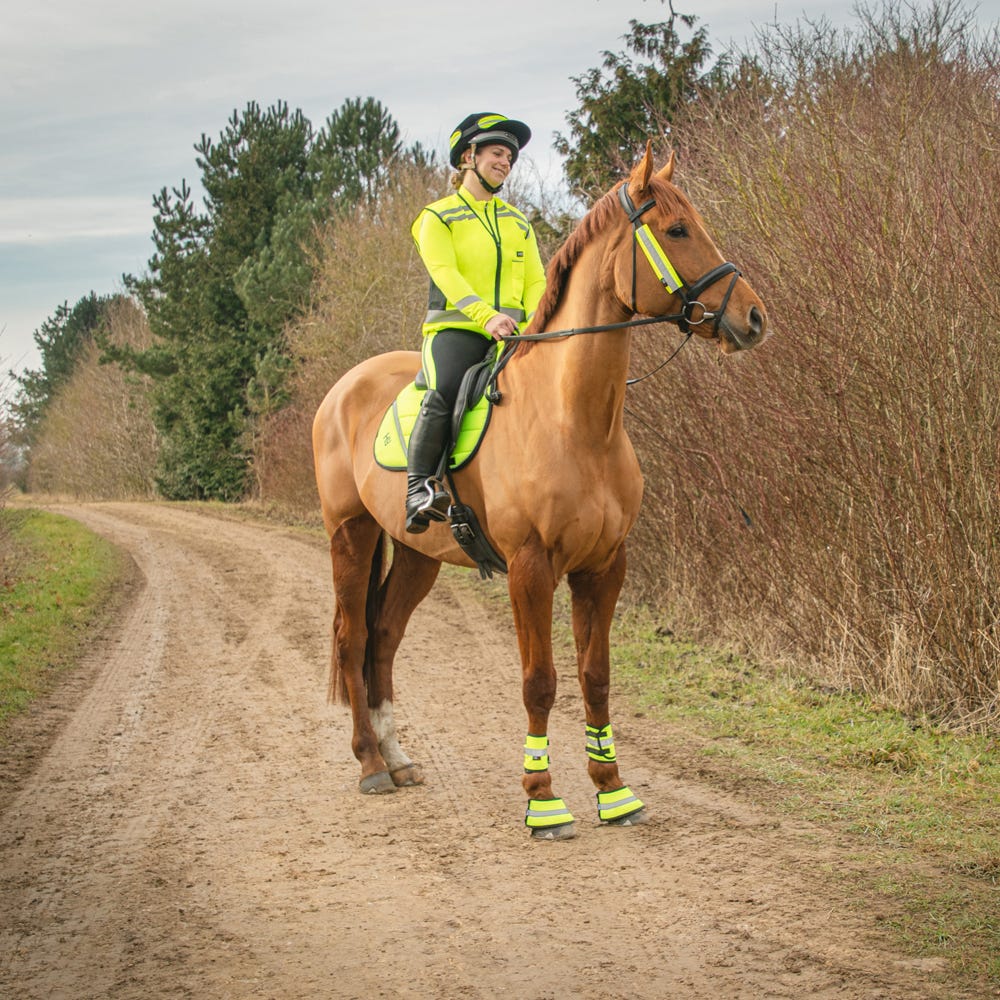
top-left (411, 190), bottom-right (546, 337)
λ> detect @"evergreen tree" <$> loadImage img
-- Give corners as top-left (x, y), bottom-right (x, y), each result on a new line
top-left (11, 293), bottom-right (115, 443)
top-left (555, 4), bottom-right (728, 202)
top-left (312, 96), bottom-right (403, 205)
top-left (121, 98), bottom-right (408, 500)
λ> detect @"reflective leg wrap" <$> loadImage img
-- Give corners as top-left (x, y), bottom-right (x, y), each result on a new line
top-left (525, 797), bottom-right (575, 831)
top-left (596, 785), bottom-right (645, 824)
top-left (522, 734), bottom-right (574, 835)
top-left (586, 723), bottom-right (617, 763)
top-left (523, 733), bottom-right (550, 773)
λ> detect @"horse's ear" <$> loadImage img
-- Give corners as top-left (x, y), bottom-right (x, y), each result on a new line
top-left (627, 140), bottom-right (655, 198)
top-left (655, 150), bottom-right (676, 183)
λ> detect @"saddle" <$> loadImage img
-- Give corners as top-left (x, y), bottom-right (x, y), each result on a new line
top-left (373, 351), bottom-right (509, 579)
top-left (374, 355), bottom-right (498, 473)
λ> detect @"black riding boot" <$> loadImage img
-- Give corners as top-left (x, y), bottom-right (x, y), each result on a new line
top-left (405, 389), bottom-right (452, 534)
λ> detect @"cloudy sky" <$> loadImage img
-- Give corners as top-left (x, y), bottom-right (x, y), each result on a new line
top-left (2, 0), bottom-right (996, 375)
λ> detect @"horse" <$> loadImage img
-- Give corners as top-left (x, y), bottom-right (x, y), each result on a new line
top-left (312, 142), bottom-right (768, 839)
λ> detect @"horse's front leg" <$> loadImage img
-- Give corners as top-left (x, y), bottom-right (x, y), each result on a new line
top-left (568, 544), bottom-right (646, 826)
top-left (508, 536), bottom-right (575, 839)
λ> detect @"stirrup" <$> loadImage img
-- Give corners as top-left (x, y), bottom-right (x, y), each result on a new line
top-left (416, 477), bottom-right (450, 521)
top-left (405, 478), bottom-right (450, 534)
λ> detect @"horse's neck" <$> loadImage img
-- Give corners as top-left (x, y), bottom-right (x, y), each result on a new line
top-left (516, 258), bottom-right (633, 438)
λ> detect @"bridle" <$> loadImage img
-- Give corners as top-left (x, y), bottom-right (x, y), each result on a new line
top-left (503, 182), bottom-right (743, 345)
top-left (616, 183), bottom-right (741, 338)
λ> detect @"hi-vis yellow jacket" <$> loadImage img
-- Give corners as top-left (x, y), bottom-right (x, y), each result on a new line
top-left (411, 190), bottom-right (546, 337)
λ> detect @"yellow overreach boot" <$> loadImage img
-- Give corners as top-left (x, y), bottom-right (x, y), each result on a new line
top-left (587, 723), bottom-right (646, 825)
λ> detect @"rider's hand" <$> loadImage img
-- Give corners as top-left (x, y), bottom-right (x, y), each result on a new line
top-left (485, 314), bottom-right (518, 340)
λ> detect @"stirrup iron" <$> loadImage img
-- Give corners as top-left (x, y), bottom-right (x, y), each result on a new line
top-left (417, 477), bottom-right (450, 520)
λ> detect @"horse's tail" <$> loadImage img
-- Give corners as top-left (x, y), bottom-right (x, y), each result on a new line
top-left (329, 530), bottom-right (386, 705)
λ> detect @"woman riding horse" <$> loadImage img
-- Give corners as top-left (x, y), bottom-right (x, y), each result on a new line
top-left (405, 112), bottom-right (546, 533)
top-left (313, 137), bottom-right (768, 839)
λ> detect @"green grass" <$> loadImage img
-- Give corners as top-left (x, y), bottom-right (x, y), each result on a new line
top-left (442, 567), bottom-right (999, 989)
top-left (0, 508), bottom-right (127, 728)
top-left (607, 604), bottom-right (1000, 989)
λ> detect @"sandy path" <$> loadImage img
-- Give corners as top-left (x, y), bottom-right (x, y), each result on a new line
top-left (0, 502), bottom-right (965, 999)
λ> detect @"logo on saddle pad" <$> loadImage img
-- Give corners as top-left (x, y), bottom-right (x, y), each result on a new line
top-left (374, 379), bottom-right (493, 472)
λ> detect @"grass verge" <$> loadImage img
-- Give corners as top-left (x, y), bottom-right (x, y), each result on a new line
top-left (609, 603), bottom-right (1000, 989)
top-left (0, 508), bottom-right (128, 730)
top-left (442, 566), bottom-right (998, 990)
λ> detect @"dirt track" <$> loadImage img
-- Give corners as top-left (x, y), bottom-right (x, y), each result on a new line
top-left (0, 502), bottom-right (969, 999)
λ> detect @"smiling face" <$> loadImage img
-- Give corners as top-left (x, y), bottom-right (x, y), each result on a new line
top-left (462, 143), bottom-right (514, 194)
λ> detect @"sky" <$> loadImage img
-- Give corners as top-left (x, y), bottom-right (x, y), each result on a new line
top-left (2, 0), bottom-right (997, 378)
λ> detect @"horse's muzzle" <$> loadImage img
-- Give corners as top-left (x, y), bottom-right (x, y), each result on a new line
top-left (719, 305), bottom-right (767, 353)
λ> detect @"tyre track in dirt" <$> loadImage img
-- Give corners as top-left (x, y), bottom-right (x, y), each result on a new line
top-left (0, 502), bottom-right (968, 999)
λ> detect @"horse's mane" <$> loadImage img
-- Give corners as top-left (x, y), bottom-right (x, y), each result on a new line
top-left (525, 174), bottom-right (692, 344)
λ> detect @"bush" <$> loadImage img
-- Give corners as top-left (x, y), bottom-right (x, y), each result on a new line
top-left (626, 0), bottom-right (999, 725)
top-left (27, 298), bottom-right (159, 499)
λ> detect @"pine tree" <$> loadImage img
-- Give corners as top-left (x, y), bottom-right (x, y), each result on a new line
top-left (555, 5), bottom-right (728, 202)
top-left (11, 293), bottom-right (115, 444)
top-left (121, 98), bottom-right (409, 499)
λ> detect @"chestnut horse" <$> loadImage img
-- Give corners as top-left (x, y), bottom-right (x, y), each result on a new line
top-left (312, 143), bottom-right (768, 838)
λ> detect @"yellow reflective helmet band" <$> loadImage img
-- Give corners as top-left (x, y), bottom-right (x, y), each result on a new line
top-left (523, 733), bottom-right (550, 773)
top-left (596, 785), bottom-right (645, 822)
top-left (586, 723), bottom-right (617, 762)
top-left (635, 224), bottom-right (684, 294)
top-left (450, 114), bottom-right (508, 154)
top-left (475, 113), bottom-right (507, 131)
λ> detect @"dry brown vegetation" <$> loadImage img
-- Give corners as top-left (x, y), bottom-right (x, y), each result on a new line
top-left (625, 2), bottom-right (999, 726)
top-left (27, 298), bottom-right (158, 499)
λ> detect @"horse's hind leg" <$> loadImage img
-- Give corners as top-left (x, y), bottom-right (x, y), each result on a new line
top-left (568, 543), bottom-right (646, 825)
top-left (329, 514), bottom-right (396, 794)
top-left (366, 540), bottom-right (441, 787)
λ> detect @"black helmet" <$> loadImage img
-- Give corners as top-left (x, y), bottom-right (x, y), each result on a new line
top-left (449, 112), bottom-right (532, 168)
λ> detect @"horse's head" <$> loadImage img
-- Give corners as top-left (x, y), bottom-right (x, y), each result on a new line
top-left (612, 142), bottom-right (768, 354)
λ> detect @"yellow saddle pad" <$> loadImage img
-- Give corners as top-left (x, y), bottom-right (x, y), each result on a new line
top-left (373, 381), bottom-right (493, 472)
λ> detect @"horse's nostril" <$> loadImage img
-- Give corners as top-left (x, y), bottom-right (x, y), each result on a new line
top-left (749, 306), bottom-right (764, 338)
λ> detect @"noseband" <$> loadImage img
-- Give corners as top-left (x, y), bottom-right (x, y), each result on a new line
top-left (616, 184), bottom-right (740, 337)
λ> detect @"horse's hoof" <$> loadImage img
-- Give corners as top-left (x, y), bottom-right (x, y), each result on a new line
top-left (604, 808), bottom-right (648, 827)
top-left (359, 771), bottom-right (397, 795)
top-left (529, 822), bottom-right (577, 841)
top-left (390, 764), bottom-right (425, 787)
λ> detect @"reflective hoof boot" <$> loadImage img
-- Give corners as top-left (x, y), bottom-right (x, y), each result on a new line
top-left (405, 475), bottom-right (450, 534)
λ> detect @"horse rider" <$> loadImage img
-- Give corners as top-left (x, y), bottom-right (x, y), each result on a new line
top-left (404, 112), bottom-right (547, 533)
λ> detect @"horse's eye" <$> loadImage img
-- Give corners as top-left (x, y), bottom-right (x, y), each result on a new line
top-left (667, 224), bottom-right (688, 239)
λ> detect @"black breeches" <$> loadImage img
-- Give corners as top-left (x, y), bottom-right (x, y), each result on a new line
top-left (420, 328), bottom-right (494, 408)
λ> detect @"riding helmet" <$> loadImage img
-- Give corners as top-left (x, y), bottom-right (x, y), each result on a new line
top-left (449, 113), bottom-right (532, 167)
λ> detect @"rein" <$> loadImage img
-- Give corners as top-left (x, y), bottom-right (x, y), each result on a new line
top-left (498, 183), bottom-right (743, 382)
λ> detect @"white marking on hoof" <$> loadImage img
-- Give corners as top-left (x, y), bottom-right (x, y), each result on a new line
top-left (370, 700), bottom-right (413, 773)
